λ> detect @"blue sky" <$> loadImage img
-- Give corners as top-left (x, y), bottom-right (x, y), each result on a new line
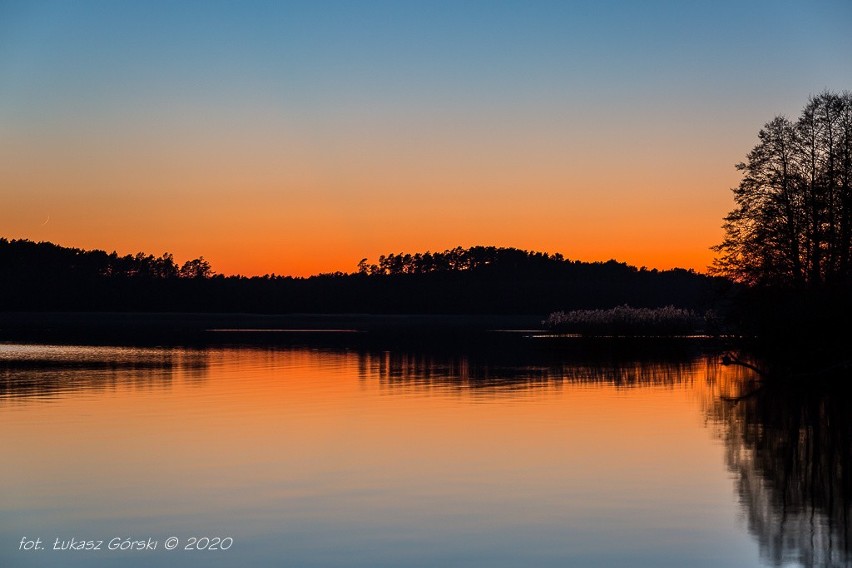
top-left (1, 0), bottom-right (850, 275)
top-left (3, 1), bottom-right (849, 112)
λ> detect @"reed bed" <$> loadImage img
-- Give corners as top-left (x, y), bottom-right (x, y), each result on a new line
top-left (544, 305), bottom-right (708, 337)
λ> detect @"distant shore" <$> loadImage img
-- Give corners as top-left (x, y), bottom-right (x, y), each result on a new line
top-left (0, 311), bottom-right (546, 343)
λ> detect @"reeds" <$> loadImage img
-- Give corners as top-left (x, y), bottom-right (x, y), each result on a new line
top-left (544, 305), bottom-right (708, 337)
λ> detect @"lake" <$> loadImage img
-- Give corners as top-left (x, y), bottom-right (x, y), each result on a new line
top-left (1, 337), bottom-right (848, 567)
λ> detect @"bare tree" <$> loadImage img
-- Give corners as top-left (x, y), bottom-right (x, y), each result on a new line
top-left (713, 91), bottom-right (852, 287)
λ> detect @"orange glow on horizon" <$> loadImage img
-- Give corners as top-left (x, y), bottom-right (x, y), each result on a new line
top-left (3, 221), bottom-right (723, 278)
top-left (1, 100), bottom-right (740, 277)
top-left (3, 169), bottom-right (733, 277)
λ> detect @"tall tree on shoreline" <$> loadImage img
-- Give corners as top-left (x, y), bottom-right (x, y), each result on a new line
top-left (713, 91), bottom-right (852, 287)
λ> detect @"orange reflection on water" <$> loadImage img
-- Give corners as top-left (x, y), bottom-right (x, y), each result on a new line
top-left (0, 345), bottom-right (763, 567)
top-left (1, 347), bottom-right (740, 509)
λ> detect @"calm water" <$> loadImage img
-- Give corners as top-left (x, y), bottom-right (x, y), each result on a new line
top-left (0, 341), bottom-right (848, 567)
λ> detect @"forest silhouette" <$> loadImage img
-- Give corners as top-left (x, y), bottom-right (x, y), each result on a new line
top-left (0, 238), bottom-right (724, 314)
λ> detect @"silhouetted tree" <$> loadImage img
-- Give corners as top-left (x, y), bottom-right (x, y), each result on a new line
top-left (713, 91), bottom-right (852, 287)
top-left (179, 257), bottom-right (213, 279)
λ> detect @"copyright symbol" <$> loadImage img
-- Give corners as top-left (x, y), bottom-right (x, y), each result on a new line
top-left (164, 537), bottom-right (179, 550)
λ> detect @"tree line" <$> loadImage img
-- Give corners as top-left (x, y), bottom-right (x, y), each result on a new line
top-left (357, 246), bottom-right (566, 275)
top-left (0, 238), bottom-right (213, 280)
top-left (0, 239), bottom-right (725, 314)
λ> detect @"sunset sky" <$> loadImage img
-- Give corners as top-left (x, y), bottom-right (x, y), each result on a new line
top-left (2, 1), bottom-right (850, 276)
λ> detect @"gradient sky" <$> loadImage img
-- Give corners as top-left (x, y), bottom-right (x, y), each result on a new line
top-left (2, 0), bottom-right (850, 276)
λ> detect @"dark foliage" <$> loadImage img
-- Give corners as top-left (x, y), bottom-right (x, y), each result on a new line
top-left (710, 91), bottom-right (852, 351)
top-left (0, 238), bottom-right (726, 314)
top-left (713, 90), bottom-right (852, 287)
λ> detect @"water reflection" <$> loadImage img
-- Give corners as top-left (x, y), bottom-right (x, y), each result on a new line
top-left (709, 377), bottom-right (852, 567)
top-left (0, 340), bottom-right (707, 402)
top-left (0, 344), bottom-right (208, 400)
top-left (0, 341), bottom-right (772, 568)
top-left (7, 340), bottom-right (834, 567)
top-left (357, 349), bottom-right (699, 392)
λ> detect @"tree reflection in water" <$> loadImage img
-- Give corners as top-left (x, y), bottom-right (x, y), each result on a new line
top-left (710, 371), bottom-right (852, 568)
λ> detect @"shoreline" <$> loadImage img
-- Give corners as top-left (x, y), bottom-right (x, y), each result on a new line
top-left (0, 311), bottom-right (546, 345)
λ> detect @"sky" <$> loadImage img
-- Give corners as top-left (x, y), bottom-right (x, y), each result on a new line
top-left (1, 0), bottom-right (850, 276)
